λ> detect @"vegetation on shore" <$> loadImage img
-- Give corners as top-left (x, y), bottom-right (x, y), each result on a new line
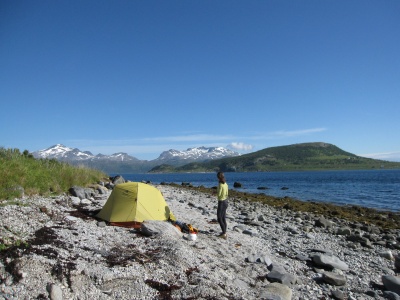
top-left (150, 142), bottom-right (400, 173)
top-left (0, 147), bottom-right (107, 200)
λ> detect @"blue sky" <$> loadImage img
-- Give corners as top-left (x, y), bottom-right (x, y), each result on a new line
top-left (1, 1), bottom-right (400, 161)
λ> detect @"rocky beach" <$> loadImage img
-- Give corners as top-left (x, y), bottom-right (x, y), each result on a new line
top-left (1, 180), bottom-right (400, 300)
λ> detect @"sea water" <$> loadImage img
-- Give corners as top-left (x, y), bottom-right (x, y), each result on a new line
top-left (117, 169), bottom-right (400, 212)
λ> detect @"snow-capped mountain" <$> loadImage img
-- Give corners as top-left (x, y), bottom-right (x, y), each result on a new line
top-left (32, 144), bottom-right (92, 161)
top-left (156, 146), bottom-right (240, 161)
top-left (32, 144), bottom-right (137, 162)
top-left (31, 144), bottom-right (240, 173)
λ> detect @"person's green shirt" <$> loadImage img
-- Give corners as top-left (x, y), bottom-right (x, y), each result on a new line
top-left (217, 182), bottom-right (228, 201)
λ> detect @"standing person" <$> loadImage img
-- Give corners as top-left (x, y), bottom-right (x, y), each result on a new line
top-left (216, 171), bottom-right (228, 239)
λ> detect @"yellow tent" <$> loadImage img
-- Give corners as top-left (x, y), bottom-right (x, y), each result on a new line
top-left (96, 182), bottom-right (176, 227)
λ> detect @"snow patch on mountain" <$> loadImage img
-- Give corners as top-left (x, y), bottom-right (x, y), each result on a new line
top-left (32, 144), bottom-right (240, 163)
top-left (32, 144), bottom-right (137, 162)
top-left (157, 146), bottom-right (240, 161)
top-left (32, 144), bottom-right (93, 161)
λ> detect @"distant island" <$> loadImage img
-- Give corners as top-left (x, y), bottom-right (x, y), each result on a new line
top-left (149, 142), bottom-right (400, 173)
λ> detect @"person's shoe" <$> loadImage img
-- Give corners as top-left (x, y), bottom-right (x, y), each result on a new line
top-left (217, 233), bottom-right (227, 239)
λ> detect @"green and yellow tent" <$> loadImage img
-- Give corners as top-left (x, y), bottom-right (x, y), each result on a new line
top-left (96, 182), bottom-right (176, 228)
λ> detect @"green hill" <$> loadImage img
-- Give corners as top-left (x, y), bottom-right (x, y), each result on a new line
top-left (149, 142), bottom-right (400, 173)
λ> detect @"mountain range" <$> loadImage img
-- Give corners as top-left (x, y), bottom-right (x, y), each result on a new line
top-left (32, 142), bottom-right (400, 174)
top-left (32, 144), bottom-right (240, 173)
top-left (162, 142), bottom-right (400, 173)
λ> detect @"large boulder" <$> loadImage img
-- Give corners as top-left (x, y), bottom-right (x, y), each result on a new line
top-left (141, 220), bottom-right (183, 238)
top-left (68, 186), bottom-right (94, 200)
top-left (233, 182), bottom-right (242, 188)
top-left (382, 275), bottom-right (400, 295)
top-left (111, 175), bottom-right (125, 185)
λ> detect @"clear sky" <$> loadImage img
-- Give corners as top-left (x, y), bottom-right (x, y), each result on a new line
top-left (1, 1), bottom-right (400, 161)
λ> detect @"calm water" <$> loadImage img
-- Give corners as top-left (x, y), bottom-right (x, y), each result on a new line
top-left (117, 169), bottom-right (400, 212)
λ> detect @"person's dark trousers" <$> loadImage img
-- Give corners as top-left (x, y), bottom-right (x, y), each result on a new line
top-left (217, 200), bottom-right (228, 234)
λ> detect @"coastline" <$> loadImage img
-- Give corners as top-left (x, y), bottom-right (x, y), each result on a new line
top-left (122, 169), bottom-right (400, 212)
top-left (165, 183), bottom-right (400, 230)
top-left (0, 183), bottom-right (400, 299)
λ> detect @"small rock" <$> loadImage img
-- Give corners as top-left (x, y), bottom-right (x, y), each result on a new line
top-left (97, 221), bottom-right (107, 227)
top-left (379, 250), bottom-right (394, 261)
top-left (48, 284), bottom-right (63, 300)
top-left (260, 282), bottom-right (292, 300)
top-left (322, 271), bottom-right (346, 286)
top-left (336, 227), bottom-right (351, 235)
top-left (313, 254), bottom-right (348, 271)
top-left (331, 289), bottom-right (346, 300)
top-left (315, 217), bottom-right (333, 228)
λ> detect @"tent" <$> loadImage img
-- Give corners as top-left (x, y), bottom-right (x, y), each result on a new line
top-left (96, 182), bottom-right (176, 228)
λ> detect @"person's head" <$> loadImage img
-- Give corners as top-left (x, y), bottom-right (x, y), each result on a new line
top-left (217, 171), bottom-right (225, 183)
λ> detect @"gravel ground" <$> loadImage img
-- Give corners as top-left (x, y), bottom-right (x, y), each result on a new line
top-left (1, 183), bottom-right (399, 300)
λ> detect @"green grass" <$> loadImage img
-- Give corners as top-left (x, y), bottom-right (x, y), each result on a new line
top-left (0, 147), bottom-right (107, 200)
top-left (0, 240), bottom-right (29, 251)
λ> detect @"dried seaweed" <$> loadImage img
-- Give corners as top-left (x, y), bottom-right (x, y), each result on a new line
top-left (0, 226), bottom-right (70, 284)
top-left (185, 266), bottom-right (199, 277)
top-left (145, 279), bottom-right (181, 300)
top-left (68, 208), bottom-right (99, 220)
top-left (51, 260), bottom-right (76, 288)
top-left (0, 242), bottom-right (29, 283)
top-left (106, 246), bottom-right (162, 267)
top-left (31, 227), bottom-right (65, 248)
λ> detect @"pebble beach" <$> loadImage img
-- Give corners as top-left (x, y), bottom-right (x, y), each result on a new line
top-left (1, 182), bottom-right (400, 300)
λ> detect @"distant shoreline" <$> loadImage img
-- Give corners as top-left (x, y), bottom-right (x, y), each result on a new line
top-left (163, 183), bottom-right (400, 230)
top-left (120, 169), bottom-right (400, 213)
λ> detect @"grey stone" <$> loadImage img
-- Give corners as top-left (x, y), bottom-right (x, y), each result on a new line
top-left (336, 227), bottom-right (351, 235)
top-left (379, 250), bottom-right (394, 261)
top-left (347, 234), bottom-right (372, 248)
top-left (382, 275), bottom-right (400, 295)
top-left (233, 224), bottom-right (247, 232)
top-left (267, 270), bottom-right (298, 286)
top-left (233, 278), bottom-right (248, 290)
top-left (246, 253), bottom-right (257, 263)
top-left (295, 253), bottom-right (310, 261)
top-left (140, 220), bottom-right (183, 238)
top-left (111, 175), bottom-right (125, 185)
top-left (383, 291), bottom-right (400, 300)
top-left (331, 289), bottom-right (346, 300)
top-left (315, 217), bottom-right (333, 228)
top-left (48, 284), bottom-right (63, 300)
top-left (260, 282), bottom-right (292, 300)
top-left (69, 186), bottom-right (94, 200)
top-left (70, 196), bottom-right (81, 206)
top-left (313, 254), bottom-right (348, 271)
top-left (64, 216), bottom-right (78, 222)
top-left (97, 221), bottom-right (107, 228)
top-left (246, 253), bottom-right (272, 266)
top-left (80, 199), bottom-right (92, 205)
top-left (243, 229), bottom-right (257, 236)
top-left (395, 255), bottom-right (400, 271)
top-left (322, 271), bottom-right (346, 286)
top-left (270, 264), bottom-right (286, 273)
